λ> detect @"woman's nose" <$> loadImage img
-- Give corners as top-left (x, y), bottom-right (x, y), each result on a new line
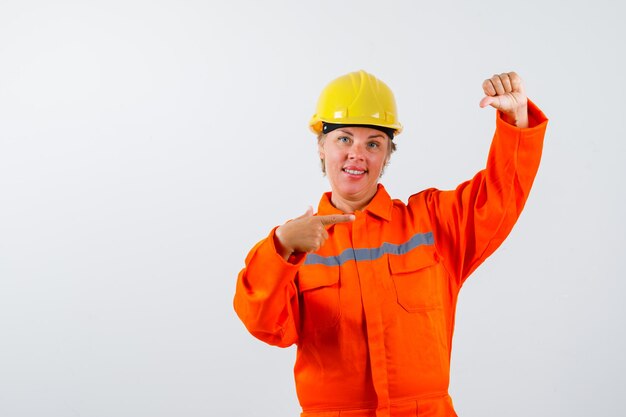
top-left (348, 143), bottom-right (366, 160)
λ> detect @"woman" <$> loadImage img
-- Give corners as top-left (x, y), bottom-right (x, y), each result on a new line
top-left (234, 70), bottom-right (548, 417)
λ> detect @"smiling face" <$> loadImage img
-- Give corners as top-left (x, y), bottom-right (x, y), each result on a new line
top-left (318, 126), bottom-right (391, 213)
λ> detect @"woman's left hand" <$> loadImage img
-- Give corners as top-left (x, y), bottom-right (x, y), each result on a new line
top-left (479, 72), bottom-right (529, 128)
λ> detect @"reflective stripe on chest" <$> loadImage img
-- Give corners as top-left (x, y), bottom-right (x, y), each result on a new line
top-left (303, 231), bottom-right (434, 267)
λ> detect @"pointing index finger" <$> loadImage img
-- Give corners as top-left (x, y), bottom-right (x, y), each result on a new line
top-left (317, 214), bottom-right (356, 226)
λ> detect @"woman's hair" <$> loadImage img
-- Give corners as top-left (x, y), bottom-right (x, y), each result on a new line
top-left (317, 133), bottom-right (397, 175)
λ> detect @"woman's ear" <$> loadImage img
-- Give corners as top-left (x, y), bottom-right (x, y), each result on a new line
top-left (317, 137), bottom-right (327, 175)
top-left (317, 136), bottom-right (326, 159)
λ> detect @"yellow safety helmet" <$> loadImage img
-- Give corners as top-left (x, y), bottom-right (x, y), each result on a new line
top-left (309, 70), bottom-right (402, 137)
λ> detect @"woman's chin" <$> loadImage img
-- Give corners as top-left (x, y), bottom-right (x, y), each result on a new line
top-left (331, 182), bottom-right (377, 202)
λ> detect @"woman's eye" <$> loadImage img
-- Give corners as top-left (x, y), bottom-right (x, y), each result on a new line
top-left (338, 136), bottom-right (350, 143)
top-left (368, 142), bottom-right (380, 149)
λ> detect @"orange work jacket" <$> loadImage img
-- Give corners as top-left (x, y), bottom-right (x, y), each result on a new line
top-left (234, 101), bottom-right (548, 417)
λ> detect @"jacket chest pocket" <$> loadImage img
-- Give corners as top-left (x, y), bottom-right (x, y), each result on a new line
top-left (388, 248), bottom-right (442, 313)
top-left (297, 268), bottom-right (341, 330)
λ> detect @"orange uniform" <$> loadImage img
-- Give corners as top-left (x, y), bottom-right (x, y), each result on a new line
top-left (234, 101), bottom-right (548, 417)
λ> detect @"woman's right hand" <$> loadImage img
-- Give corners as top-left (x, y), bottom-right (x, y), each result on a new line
top-left (274, 207), bottom-right (355, 260)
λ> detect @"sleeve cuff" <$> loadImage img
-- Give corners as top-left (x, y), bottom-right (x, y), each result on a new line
top-left (242, 228), bottom-right (306, 294)
top-left (259, 227), bottom-right (307, 267)
top-left (496, 98), bottom-right (549, 140)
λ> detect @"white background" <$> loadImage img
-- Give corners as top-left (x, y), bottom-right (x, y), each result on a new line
top-left (1, 1), bottom-right (624, 416)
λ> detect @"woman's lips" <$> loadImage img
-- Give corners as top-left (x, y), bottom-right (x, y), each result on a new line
top-left (343, 167), bottom-right (367, 175)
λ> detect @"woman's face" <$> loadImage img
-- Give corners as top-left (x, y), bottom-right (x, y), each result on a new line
top-left (319, 126), bottom-right (390, 211)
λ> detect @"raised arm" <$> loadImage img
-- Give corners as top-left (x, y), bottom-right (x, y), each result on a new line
top-left (417, 72), bottom-right (548, 286)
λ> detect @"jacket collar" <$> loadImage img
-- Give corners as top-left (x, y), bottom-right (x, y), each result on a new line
top-left (317, 184), bottom-right (393, 221)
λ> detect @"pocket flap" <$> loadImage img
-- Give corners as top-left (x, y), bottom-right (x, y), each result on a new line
top-left (388, 246), bottom-right (438, 274)
top-left (298, 266), bottom-right (340, 292)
